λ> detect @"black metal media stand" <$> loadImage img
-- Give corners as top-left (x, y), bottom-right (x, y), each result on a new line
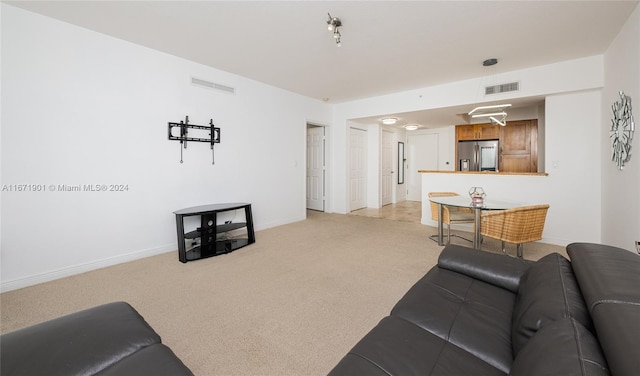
top-left (174, 203), bottom-right (255, 263)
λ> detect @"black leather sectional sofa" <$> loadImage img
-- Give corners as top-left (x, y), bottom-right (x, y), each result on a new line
top-left (3, 243), bottom-right (637, 375)
top-left (329, 242), bottom-right (640, 376)
top-left (0, 301), bottom-right (193, 375)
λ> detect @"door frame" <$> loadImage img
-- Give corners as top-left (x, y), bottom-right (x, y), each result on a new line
top-left (306, 124), bottom-right (326, 211)
top-left (349, 126), bottom-right (368, 211)
top-left (380, 129), bottom-right (394, 207)
top-left (306, 122), bottom-right (329, 214)
top-left (406, 133), bottom-right (439, 201)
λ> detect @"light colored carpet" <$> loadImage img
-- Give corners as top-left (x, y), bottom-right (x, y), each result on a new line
top-left (0, 211), bottom-right (564, 375)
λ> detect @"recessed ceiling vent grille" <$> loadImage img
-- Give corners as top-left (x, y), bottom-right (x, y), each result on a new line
top-left (191, 77), bottom-right (235, 94)
top-left (485, 81), bottom-right (519, 95)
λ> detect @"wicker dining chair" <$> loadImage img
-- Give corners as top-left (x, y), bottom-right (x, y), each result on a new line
top-left (428, 192), bottom-right (475, 244)
top-left (480, 204), bottom-right (549, 258)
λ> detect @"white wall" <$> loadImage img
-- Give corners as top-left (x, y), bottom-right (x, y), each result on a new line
top-left (366, 125), bottom-right (380, 208)
top-left (0, 5), bottom-right (332, 291)
top-left (546, 90), bottom-right (603, 244)
top-left (602, 4), bottom-right (640, 252)
top-left (414, 126), bottom-right (456, 171)
top-left (331, 56), bottom-right (605, 215)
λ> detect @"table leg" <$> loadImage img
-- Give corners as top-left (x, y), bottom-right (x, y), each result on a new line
top-left (437, 203), bottom-right (445, 246)
top-left (473, 208), bottom-right (481, 249)
top-left (244, 204), bottom-right (255, 244)
top-left (175, 214), bottom-right (187, 263)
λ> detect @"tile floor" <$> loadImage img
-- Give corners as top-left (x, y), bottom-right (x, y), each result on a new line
top-left (349, 201), bottom-right (423, 224)
top-left (346, 200), bottom-right (566, 259)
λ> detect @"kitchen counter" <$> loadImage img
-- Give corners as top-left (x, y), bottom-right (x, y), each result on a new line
top-left (418, 170), bottom-right (548, 176)
top-left (419, 170), bottom-right (557, 245)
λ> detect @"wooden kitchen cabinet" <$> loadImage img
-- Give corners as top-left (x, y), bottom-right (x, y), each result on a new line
top-left (456, 123), bottom-right (500, 140)
top-left (501, 154), bottom-right (533, 172)
top-left (500, 120), bottom-right (538, 173)
top-left (455, 119), bottom-right (539, 173)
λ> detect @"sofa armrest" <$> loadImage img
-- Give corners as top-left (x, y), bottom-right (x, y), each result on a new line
top-left (0, 302), bottom-right (166, 376)
top-left (437, 245), bottom-right (531, 292)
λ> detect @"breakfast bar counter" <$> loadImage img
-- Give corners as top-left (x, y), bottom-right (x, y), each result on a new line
top-left (419, 170), bottom-right (560, 245)
top-left (418, 170), bottom-right (548, 176)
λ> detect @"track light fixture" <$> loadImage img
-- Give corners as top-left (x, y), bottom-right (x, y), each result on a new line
top-left (326, 13), bottom-right (342, 47)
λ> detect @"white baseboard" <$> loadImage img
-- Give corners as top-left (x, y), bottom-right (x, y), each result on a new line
top-left (0, 244), bottom-right (176, 293)
top-left (1, 215), bottom-right (306, 293)
top-left (255, 215), bottom-right (306, 232)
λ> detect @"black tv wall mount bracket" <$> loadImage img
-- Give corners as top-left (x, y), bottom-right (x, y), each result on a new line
top-left (168, 116), bottom-right (221, 164)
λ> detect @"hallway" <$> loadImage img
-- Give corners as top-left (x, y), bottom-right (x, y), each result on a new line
top-left (349, 201), bottom-right (422, 224)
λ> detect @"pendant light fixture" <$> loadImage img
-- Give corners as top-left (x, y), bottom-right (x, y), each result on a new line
top-left (467, 58), bottom-right (511, 126)
top-left (468, 104), bottom-right (511, 126)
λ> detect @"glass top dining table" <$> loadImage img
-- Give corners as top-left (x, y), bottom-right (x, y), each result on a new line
top-left (428, 195), bottom-right (526, 249)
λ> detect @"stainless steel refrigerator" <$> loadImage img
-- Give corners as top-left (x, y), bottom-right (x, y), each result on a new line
top-left (458, 140), bottom-right (499, 171)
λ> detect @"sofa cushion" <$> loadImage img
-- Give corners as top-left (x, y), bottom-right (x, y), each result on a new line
top-left (391, 267), bottom-right (515, 373)
top-left (568, 242), bottom-right (640, 376)
top-left (328, 353), bottom-right (391, 376)
top-left (567, 242), bottom-right (640, 310)
top-left (509, 318), bottom-right (609, 376)
top-left (437, 244), bottom-right (532, 293)
top-left (590, 303), bottom-right (640, 376)
top-left (96, 344), bottom-right (193, 375)
top-left (1, 302), bottom-right (163, 376)
top-left (511, 253), bottom-right (591, 355)
top-left (328, 316), bottom-right (505, 376)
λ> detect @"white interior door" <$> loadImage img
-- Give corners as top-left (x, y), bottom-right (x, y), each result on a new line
top-left (407, 134), bottom-right (438, 201)
top-left (380, 130), bottom-right (393, 206)
top-left (349, 128), bottom-right (367, 211)
top-left (306, 126), bottom-right (324, 211)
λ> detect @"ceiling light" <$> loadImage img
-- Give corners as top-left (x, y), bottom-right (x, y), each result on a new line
top-left (334, 30), bottom-right (342, 47)
top-left (468, 104), bottom-right (511, 126)
top-left (471, 112), bottom-right (507, 118)
top-left (327, 13), bottom-right (342, 30)
top-left (468, 104), bottom-right (512, 115)
top-left (326, 13), bottom-right (342, 47)
top-left (382, 118), bottom-right (397, 125)
top-left (489, 116), bottom-right (506, 126)
top-left (404, 125), bottom-right (419, 131)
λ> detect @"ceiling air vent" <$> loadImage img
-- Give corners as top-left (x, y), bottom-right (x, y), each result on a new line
top-left (191, 77), bottom-right (235, 94)
top-left (485, 81), bottom-right (519, 95)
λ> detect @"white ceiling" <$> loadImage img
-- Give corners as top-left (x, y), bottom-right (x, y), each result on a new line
top-left (7, 0), bottom-right (638, 127)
